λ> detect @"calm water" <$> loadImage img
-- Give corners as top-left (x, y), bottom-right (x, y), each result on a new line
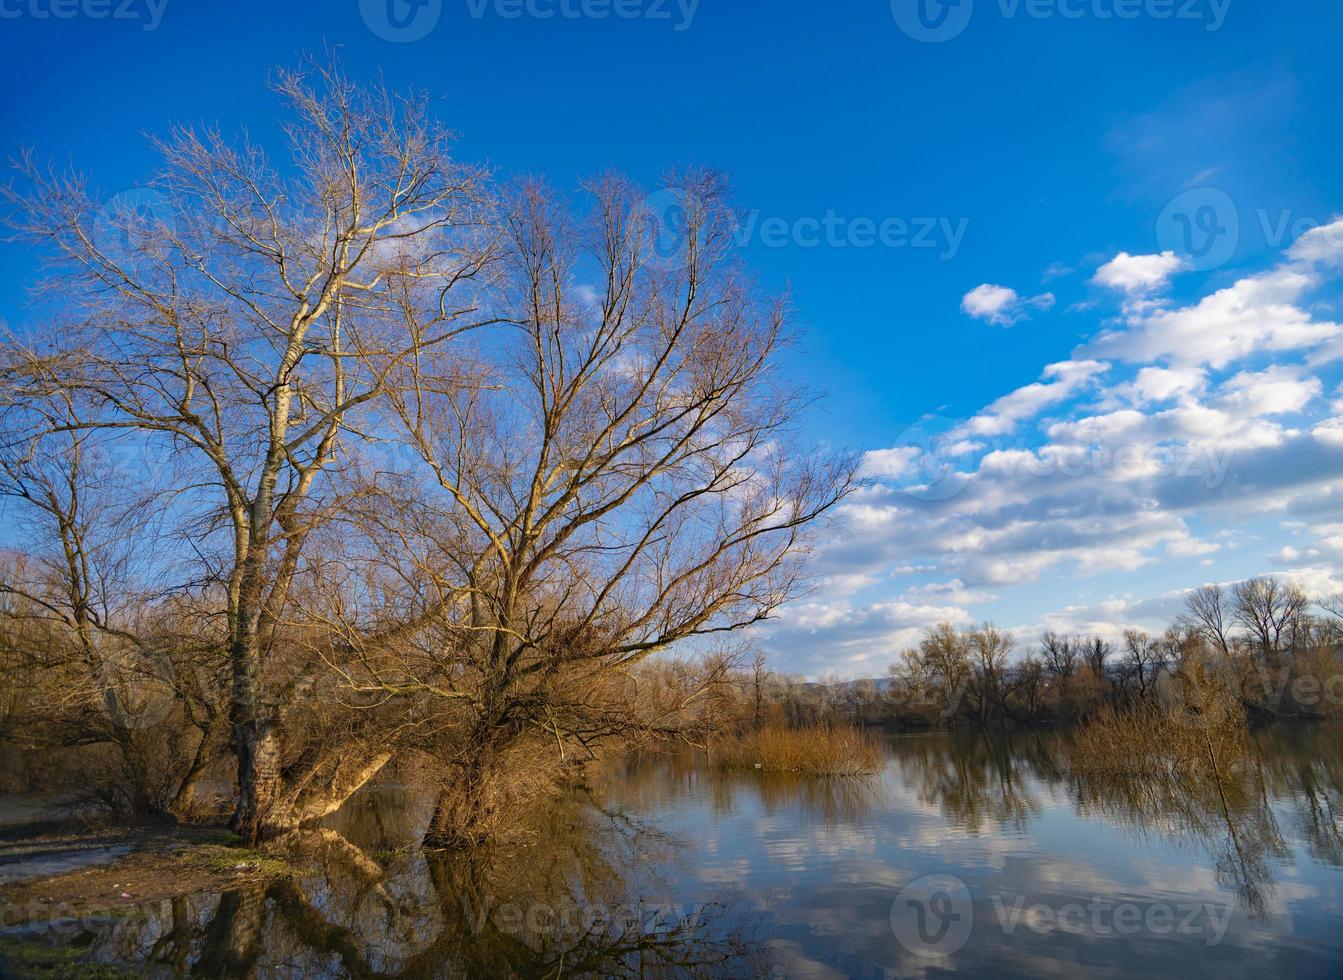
top-left (13, 724), bottom-right (1343, 977)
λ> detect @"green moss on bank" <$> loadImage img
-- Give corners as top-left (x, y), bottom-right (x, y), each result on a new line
top-left (0, 937), bottom-right (137, 980)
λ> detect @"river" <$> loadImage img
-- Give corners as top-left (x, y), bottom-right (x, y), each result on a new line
top-left (10, 723), bottom-right (1343, 977)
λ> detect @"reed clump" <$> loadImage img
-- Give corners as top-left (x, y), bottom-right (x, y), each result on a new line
top-left (713, 724), bottom-right (882, 776)
top-left (1068, 655), bottom-right (1252, 780)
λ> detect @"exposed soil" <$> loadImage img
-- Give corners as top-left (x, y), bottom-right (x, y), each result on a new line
top-left (0, 824), bottom-right (298, 928)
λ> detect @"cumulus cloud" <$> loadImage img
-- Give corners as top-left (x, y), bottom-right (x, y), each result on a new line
top-left (961, 284), bottom-right (1056, 326)
top-left (1288, 217), bottom-right (1343, 266)
top-left (763, 219), bottom-right (1343, 678)
top-left (1092, 251), bottom-right (1187, 295)
top-left (1217, 365), bottom-right (1322, 417)
top-left (958, 360), bottom-right (1107, 437)
top-left (1080, 261), bottom-right (1341, 370)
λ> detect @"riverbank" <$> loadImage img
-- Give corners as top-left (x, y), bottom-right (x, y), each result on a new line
top-left (0, 821), bottom-right (297, 928)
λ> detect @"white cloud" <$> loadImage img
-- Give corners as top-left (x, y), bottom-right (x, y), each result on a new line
top-left (1123, 366), bottom-right (1207, 405)
top-left (1287, 217), bottom-right (1343, 266)
top-left (958, 360), bottom-right (1107, 437)
top-left (1080, 257), bottom-right (1341, 370)
top-left (766, 216), bottom-right (1343, 678)
top-left (1092, 251), bottom-right (1186, 295)
top-left (859, 446), bottom-right (920, 479)
top-left (1217, 365), bottom-right (1321, 417)
top-left (961, 283), bottom-right (1055, 326)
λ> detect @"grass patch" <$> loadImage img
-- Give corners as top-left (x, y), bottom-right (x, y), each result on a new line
top-left (0, 937), bottom-right (137, 980)
top-left (196, 828), bottom-right (242, 846)
top-left (187, 844), bottom-right (297, 879)
top-left (713, 724), bottom-right (882, 776)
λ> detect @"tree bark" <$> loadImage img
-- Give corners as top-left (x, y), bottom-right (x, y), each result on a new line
top-left (229, 595), bottom-right (285, 842)
top-left (424, 750), bottom-right (493, 849)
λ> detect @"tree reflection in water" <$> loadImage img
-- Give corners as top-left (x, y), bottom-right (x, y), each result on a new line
top-left (19, 724), bottom-right (1343, 975)
top-left (62, 787), bottom-right (767, 978)
top-left (886, 727), bottom-right (1305, 920)
top-left (888, 733), bottom-right (1049, 832)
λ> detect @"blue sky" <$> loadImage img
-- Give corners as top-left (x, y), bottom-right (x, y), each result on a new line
top-left (3, 0), bottom-right (1342, 676)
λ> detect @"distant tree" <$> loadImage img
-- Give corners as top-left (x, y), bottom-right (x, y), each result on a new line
top-left (1121, 629), bottom-right (1167, 700)
top-left (967, 624), bottom-right (1013, 724)
top-left (1040, 631), bottom-right (1079, 690)
top-left (1232, 578), bottom-right (1308, 668)
top-left (1179, 585), bottom-right (1235, 658)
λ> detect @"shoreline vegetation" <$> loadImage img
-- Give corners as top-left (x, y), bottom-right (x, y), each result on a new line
top-left (712, 725), bottom-right (882, 776)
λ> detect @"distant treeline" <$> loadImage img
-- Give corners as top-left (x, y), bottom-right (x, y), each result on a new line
top-left (704, 578), bottom-right (1343, 731)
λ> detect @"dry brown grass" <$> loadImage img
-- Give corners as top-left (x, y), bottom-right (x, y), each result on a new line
top-left (713, 724), bottom-right (883, 776)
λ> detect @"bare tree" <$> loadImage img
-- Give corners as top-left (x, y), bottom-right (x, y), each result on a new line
top-left (1012, 655), bottom-right (1047, 720)
top-left (1232, 578), bottom-right (1308, 669)
top-left (913, 622), bottom-right (973, 723)
top-left (1180, 585), bottom-right (1234, 657)
top-left (2, 60), bottom-right (497, 841)
top-left (967, 624), bottom-right (1013, 724)
top-left (339, 172), bottom-right (853, 846)
top-left (1121, 629), bottom-right (1168, 701)
top-left (751, 648), bottom-right (769, 729)
top-left (1040, 631), bottom-right (1078, 689)
top-left (1082, 637), bottom-right (1113, 682)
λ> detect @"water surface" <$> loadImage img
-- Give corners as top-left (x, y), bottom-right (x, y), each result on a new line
top-left (13, 724), bottom-right (1343, 977)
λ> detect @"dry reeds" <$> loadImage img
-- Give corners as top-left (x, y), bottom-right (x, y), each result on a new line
top-left (712, 724), bottom-right (882, 776)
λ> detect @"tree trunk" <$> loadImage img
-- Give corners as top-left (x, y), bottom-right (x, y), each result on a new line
top-left (232, 716), bottom-right (284, 843)
top-left (169, 726), bottom-right (216, 819)
top-left (229, 605), bottom-right (285, 842)
top-left (424, 751), bottom-right (493, 849)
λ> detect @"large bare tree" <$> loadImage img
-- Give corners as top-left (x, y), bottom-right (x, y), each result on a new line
top-left (1, 61), bottom-right (497, 841)
top-left (329, 172), bottom-right (853, 846)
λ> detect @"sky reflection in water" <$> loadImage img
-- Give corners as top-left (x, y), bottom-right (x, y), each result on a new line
top-left (20, 724), bottom-right (1343, 978)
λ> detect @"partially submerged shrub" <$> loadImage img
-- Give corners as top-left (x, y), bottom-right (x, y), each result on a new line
top-left (712, 724), bottom-right (882, 776)
top-left (1069, 654), bottom-right (1251, 779)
